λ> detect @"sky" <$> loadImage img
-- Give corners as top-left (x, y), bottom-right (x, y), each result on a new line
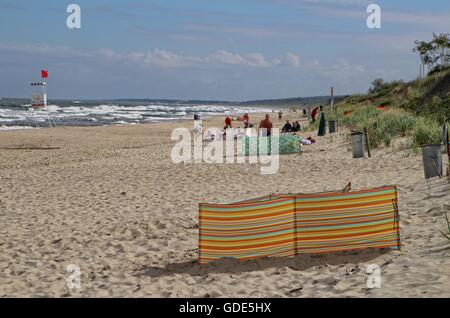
top-left (0, 0), bottom-right (449, 101)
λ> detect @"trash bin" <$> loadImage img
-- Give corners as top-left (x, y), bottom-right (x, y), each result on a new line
top-left (351, 131), bottom-right (365, 158)
top-left (329, 120), bottom-right (337, 134)
top-left (421, 144), bottom-right (442, 179)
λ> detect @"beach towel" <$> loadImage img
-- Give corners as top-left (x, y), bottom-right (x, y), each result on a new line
top-left (242, 134), bottom-right (301, 156)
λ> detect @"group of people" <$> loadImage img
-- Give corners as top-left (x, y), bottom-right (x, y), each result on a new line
top-left (224, 113), bottom-right (273, 136)
top-left (281, 120), bottom-right (301, 133)
top-left (225, 113), bottom-right (253, 130)
top-left (224, 110), bottom-right (320, 137)
top-left (219, 112), bottom-right (317, 146)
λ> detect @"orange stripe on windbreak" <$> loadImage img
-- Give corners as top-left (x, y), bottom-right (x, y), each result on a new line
top-left (200, 197), bottom-right (292, 209)
top-left (201, 220), bottom-right (294, 234)
top-left (298, 243), bottom-right (398, 254)
top-left (201, 225), bottom-right (294, 238)
top-left (295, 228), bottom-right (395, 241)
top-left (298, 222), bottom-right (394, 234)
top-left (295, 208), bottom-right (394, 220)
top-left (200, 201), bottom-right (293, 215)
top-left (295, 196), bottom-right (396, 209)
top-left (295, 214), bottom-right (395, 228)
top-left (200, 208), bottom-right (294, 222)
top-left (201, 238), bottom-right (294, 251)
top-left (200, 200), bottom-right (294, 213)
top-left (296, 199), bottom-right (395, 213)
top-left (294, 186), bottom-right (396, 199)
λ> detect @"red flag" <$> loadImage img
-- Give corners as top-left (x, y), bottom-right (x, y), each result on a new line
top-left (41, 69), bottom-right (48, 78)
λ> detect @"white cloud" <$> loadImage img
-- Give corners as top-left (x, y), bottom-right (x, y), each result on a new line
top-left (140, 49), bottom-right (198, 68)
top-left (286, 52), bottom-right (301, 67)
top-left (207, 50), bottom-right (281, 67)
top-left (0, 42), bottom-right (301, 70)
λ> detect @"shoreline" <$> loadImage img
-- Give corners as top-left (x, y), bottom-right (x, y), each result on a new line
top-left (0, 108), bottom-right (284, 133)
top-left (0, 106), bottom-right (282, 132)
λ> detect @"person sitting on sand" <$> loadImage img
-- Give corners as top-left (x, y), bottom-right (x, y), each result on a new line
top-left (291, 121), bottom-right (301, 132)
top-left (259, 114), bottom-right (273, 137)
top-left (282, 120), bottom-right (292, 133)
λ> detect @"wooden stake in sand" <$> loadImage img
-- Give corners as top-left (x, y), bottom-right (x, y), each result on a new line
top-left (431, 159), bottom-right (443, 179)
top-left (331, 86), bottom-right (339, 132)
top-left (364, 128), bottom-right (371, 158)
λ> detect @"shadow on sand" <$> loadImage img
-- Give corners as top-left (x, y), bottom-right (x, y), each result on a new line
top-left (134, 248), bottom-right (394, 278)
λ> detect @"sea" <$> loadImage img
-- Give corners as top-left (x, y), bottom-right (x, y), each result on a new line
top-left (0, 98), bottom-right (272, 130)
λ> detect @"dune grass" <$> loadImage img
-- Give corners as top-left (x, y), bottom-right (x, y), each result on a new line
top-left (340, 106), bottom-right (442, 149)
top-left (306, 105), bottom-right (443, 151)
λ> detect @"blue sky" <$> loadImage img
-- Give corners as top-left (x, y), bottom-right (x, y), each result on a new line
top-left (0, 0), bottom-right (449, 100)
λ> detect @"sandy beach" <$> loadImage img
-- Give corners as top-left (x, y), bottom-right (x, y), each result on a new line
top-left (1, 112), bottom-right (449, 298)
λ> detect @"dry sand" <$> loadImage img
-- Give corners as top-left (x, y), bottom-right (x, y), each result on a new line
top-left (0, 112), bottom-right (449, 298)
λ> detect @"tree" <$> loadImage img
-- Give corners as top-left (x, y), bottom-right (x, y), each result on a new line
top-left (369, 78), bottom-right (384, 94)
top-left (414, 33), bottom-right (450, 74)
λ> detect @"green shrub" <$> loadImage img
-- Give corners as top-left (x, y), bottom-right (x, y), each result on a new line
top-left (412, 118), bottom-right (442, 149)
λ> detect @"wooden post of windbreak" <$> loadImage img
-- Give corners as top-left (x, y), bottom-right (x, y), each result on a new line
top-left (443, 124), bottom-right (449, 179)
top-left (331, 86), bottom-right (339, 132)
top-left (198, 203), bottom-right (203, 268)
top-left (393, 187), bottom-right (401, 251)
top-left (364, 127), bottom-right (371, 158)
top-left (446, 124), bottom-right (450, 161)
top-left (331, 86), bottom-right (334, 111)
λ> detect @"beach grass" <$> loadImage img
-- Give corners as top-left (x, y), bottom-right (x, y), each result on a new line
top-left (306, 105), bottom-right (443, 151)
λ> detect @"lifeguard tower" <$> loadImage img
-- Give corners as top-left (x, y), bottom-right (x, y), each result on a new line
top-left (28, 70), bottom-right (56, 127)
top-left (31, 82), bottom-right (47, 109)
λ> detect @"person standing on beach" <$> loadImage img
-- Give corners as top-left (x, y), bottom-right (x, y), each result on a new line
top-left (278, 110), bottom-right (283, 121)
top-left (225, 116), bottom-right (232, 129)
top-left (259, 114), bottom-right (273, 136)
top-left (311, 107), bottom-right (319, 122)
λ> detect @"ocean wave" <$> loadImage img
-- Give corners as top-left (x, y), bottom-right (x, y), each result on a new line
top-left (0, 101), bottom-right (270, 128)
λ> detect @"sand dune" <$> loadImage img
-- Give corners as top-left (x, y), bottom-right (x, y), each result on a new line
top-left (0, 113), bottom-right (449, 297)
